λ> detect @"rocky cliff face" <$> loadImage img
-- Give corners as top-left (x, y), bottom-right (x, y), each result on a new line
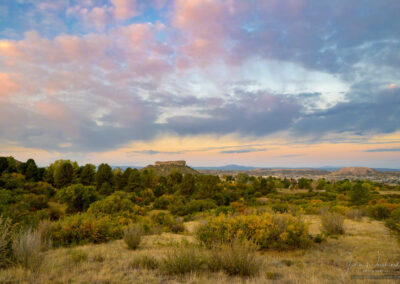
top-left (154, 160), bottom-right (186, 167)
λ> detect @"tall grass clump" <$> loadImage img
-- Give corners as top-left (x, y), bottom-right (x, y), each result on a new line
top-left (130, 254), bottom-right (159, 270)
top-left (12, 228), bottom-right (44, 271)
top-left (161, 244), bottom-right (205, 275)
top-left (321, 213), bottom-right (345, 235)
top-left (346, 208), bottom-right (363, 220)
top-left (208, 239), bottom-right (261, 277)
top-left (123, 224), bottom-right (144, 250)
top-left (0, 216), bottom-right (14, 268)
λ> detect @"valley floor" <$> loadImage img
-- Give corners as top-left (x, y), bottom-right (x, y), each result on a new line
top-left (1, 216), bottom-right (399, 284)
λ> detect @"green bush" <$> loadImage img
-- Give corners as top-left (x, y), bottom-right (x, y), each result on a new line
top-left (150, 212), bottom-right (184, 233)
top-left (153, 196), bottom-right (171, 209)
top-left (56, 184), bottom-right (98, 213)
top-left (123, 224), bottom-right (144, 250)
top-left (88, 191), bottom-right (139, 215)
top-left (48, 213), bottom-right (123, 246)
top-left (385, 207), bottom-right (400, 232)
top-left (272, 202), bottom-right (289, 213)
top-left (321, 213), bottom-right (345, 235)
top-left (196, 213), bottom-right (310, 250)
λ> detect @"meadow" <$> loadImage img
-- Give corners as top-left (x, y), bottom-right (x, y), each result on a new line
top-left (1, 157), bottom-right (400, 283)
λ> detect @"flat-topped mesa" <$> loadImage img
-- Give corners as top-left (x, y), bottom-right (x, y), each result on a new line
top-left (154, 160), bottom-right (186, 167)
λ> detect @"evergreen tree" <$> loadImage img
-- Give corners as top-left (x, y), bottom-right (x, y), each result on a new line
top-left (80, 164), bottom-right (96, 185)
top-left (96, 163), bottom-right (114, 189)
top-left (54, 162), bottom-right (74, 188)
top-left (25, 158), bottom-right (38, 181)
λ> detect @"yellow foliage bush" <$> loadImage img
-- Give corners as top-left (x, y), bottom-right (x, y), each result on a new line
top-left (196, 213), bottom-right (310, 250)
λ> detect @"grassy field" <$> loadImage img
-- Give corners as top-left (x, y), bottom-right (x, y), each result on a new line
top-left (1, 216), bottom-right (399, 284)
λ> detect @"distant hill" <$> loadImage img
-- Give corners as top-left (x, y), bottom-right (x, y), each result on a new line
top-left (332, 167), bottom-right (379, 176)
top-left (141, 160), bottom-right (199, 176)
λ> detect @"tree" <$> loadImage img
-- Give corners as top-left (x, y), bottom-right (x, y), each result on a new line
top-left (56, 184), bottom-right (98, 213)
top-left (126, 169), bottom-right (142, 193)
top-left (298, 178), bottom-right (312, 190)
top-left (180, 173), bottom-right (196, 196)
top-left (54, 162), bottom-right (74, 188)
top-left (197, 175), bottom-right (220, 199)
top-left (113, 168), bottom-right (124, 190)
top-left (96, 163), bottom-right (113, 190)
top-left (350, 182), bottom-right (371, 205)
top-left (24, 159), bottom-right (38, 181)
top-left (80, 164), bottom-right (96, 186)
top-left (141, 168), bottom-right (156, 189)
top-left (0, 157), bottom-right (8, 174)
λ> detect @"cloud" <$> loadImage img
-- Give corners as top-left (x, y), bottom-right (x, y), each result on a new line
top-left (0, 0), bottom-right (400, 158)
top-left (278, 154), bottom-right (305, 158)
top-left (0, 73), bottom-right (19, 98)
top-left (293, 86), bottom-right (400, 138)
top-left (220, 148), bottom-right (267, 154)
top-left (111, 0), bottom-right (139, 20)
top-left (166, 92), bottom-right (302, 137)
top-left (128, 150), bottom-right (185, 155)
top-left (365, 148), bottom-right (400, 152)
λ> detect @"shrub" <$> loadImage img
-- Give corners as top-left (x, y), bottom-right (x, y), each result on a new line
top-left (208, 239), bottom-right (261, 277)
top-left (370, 204), bottom-right (390, 220)
top-left (321, 213), bottom-right (345, 235)
top-left (272, 202), bottom-right (289, 213)
top-left (48, 213), bottom-right (123, 246)
top-left (123, 224), bottom-right (144, 250)
top-left (0, 216), bottom-right (14, 268)
top-left (130, 254), bottom-right (159, 270)
top-left (161, 244), bottom-right (205, 275)
top-left (385, 207), bottom-right (400, 232)
top-left (12, 228), bottom-right (44, 271)
top-left (196, 213), bottom-right (310, 250)
top-left (56, 184), bottom-right (98, 213)
top-left (169, 220), bottom-right (185, 233)
top-left (88, 191), bottom-right (140, 215)
top-left (153, 196), bottom-right (171, 209)
top-left (70, 249), bottom-right (88, 264)
top-left (346, 208), bottom-right (363, 220)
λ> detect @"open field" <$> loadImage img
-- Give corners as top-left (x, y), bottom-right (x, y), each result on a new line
top-left (1, 216), bottom-right (399, 284)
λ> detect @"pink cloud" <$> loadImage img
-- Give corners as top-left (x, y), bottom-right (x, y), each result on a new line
top-left (173, 0), bottom-right (247, 66)
top-left (0, 73), bottom-right (20, 98)
top-left (111, 0), bottom-right (139, 20)
top-left (0, 41), bottom-right (21, 57)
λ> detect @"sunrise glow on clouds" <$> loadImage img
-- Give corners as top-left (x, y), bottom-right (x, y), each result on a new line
top-left (0, 0), bottom-right (400, 167)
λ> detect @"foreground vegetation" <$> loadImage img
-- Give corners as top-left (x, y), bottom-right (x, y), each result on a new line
top-left (1, 156), bottom-right (400, 282)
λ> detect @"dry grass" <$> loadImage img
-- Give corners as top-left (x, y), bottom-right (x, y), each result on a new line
top-left (0, 217), bottom-right (399, 283)
top-left (12, 228), bottom-right (44, 272)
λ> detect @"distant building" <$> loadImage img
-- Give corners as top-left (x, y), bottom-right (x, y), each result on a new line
top-left (154, 160), bottom-right (186, 167)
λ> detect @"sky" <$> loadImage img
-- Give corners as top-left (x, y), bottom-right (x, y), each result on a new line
top-left (0, 0), bottom-right (400, 168)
